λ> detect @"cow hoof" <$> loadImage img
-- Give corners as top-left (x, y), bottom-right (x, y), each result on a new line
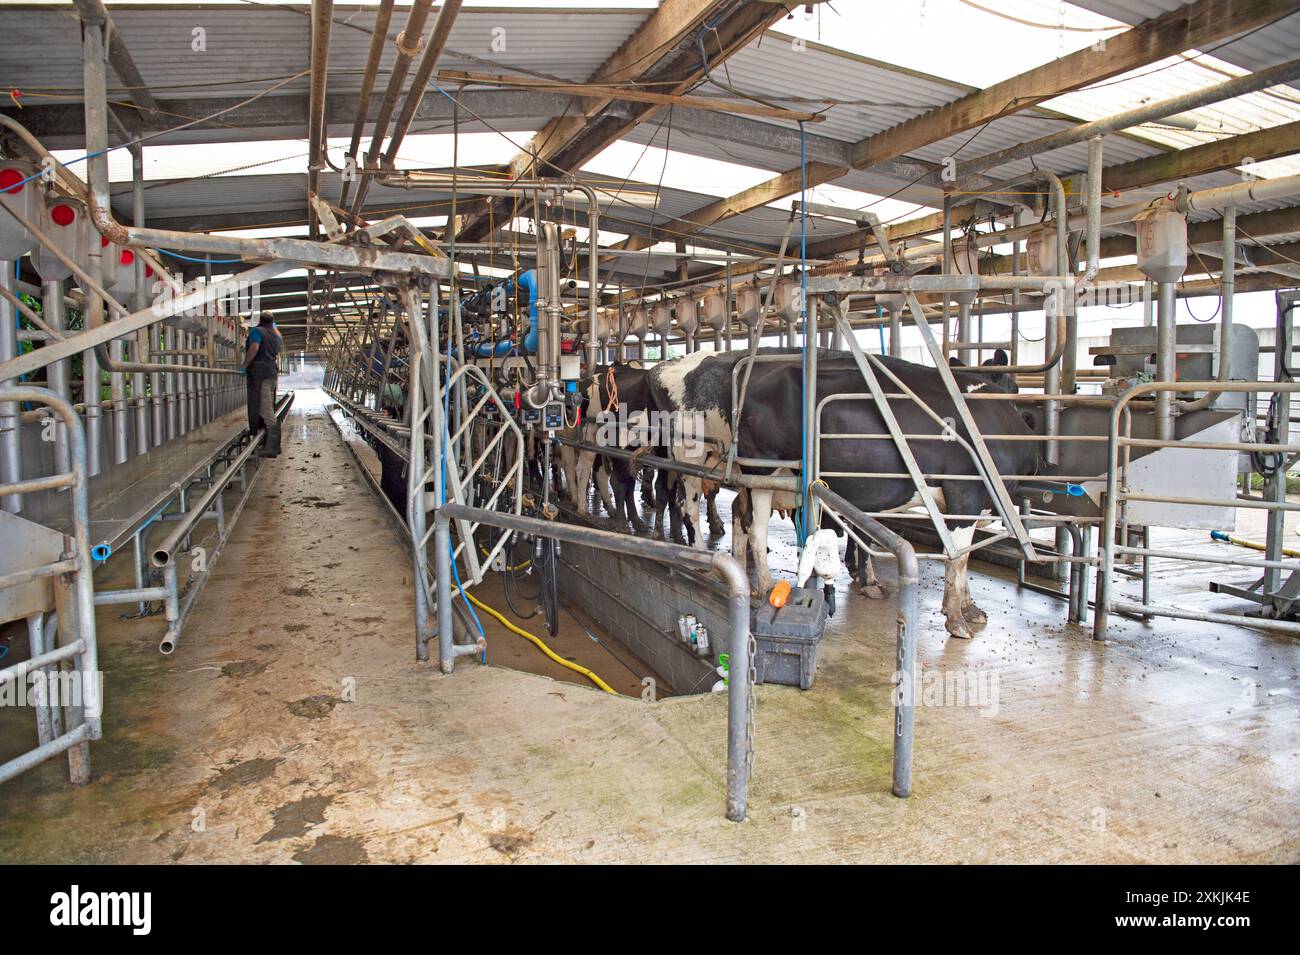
top-left (945, 619), bottom-right (975, 640)
top-left (962, 604), bottom-right (988, 625)
top-left (856, 582), bottom-right (888, 600)
top-left (708, 522), bottom-right (726, 537)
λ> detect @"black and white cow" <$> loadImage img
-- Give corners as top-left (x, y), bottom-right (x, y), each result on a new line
top-left (651, 348), bottom-right (1042, 639)
top-left (569, 362), bottom-right (658, 528)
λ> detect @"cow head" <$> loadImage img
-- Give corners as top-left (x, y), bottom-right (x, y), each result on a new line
top-left (980, 349), bottom-right (1018, 393)
top-left (950, 349), bottom-right (1018, 394)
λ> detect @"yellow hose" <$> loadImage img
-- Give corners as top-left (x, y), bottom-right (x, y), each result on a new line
top-left (479, 545), bottom-right (529, 572)
top-left (456, 589), bottom-right (619, 695)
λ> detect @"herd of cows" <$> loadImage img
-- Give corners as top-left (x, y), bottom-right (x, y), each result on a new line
top-left (367, 347), bottom-right (1048, 640)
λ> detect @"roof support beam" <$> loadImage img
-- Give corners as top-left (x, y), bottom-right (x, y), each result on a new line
top-left (509, 0), bottom-right (777, 179)
top-left (1103, 119), bottom-right (1300, 194)
top-left (851, 0), bottom-right (1300, 170)
top-left (457, 0), bottom-right (791, 242)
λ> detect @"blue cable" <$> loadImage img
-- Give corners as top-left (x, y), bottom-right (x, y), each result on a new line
top-left (154, 248), bottom-right (243, 265)
top-left (3, 147), bottom-right (112, 193)
top-left (798, 122), bottom-right (809, 547)
top-left (439, 371), bottom-right (485, 644)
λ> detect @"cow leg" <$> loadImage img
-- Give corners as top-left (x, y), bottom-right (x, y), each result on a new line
top-left (706, 487), bottom-right (726, 537)
top-left (640, 465), bottom-right (656, 507)
top-left (616, 468), bottom-right (642, 531)
top-left (652, 469), bottom-right (665, 535)
top-left (958, 510), bottom-right (992, 625)
top-left (573, 450), bottom-right (594, 514)
top-left (864, 556), bottom-right (889, 599)
top-left (593, 456), bottom-right (617, 517)
top-left (559, 442), bottom-right (577, 505)
top-left (942, 523), bottom-right (978, 639)
top-left (749, 488), bottom-right (776, 596)
top-left (855, 549), bottom-right (888, 600)
top-left (681, 476), bottom-right (707, 550)
top-left (731, 488), bottom-right (752, 572)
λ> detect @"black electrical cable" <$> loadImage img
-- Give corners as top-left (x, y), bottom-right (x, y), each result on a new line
top-left (537, 538), bottom-right (560, 638)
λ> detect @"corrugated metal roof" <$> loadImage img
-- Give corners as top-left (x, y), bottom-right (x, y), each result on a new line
top-left (0, 5), bottom-right (650, 101)
top-left (705, 36), bottom-right (971, 145)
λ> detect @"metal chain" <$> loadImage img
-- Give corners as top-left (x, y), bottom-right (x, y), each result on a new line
top-left (746, 628), bottom-right (757, 778)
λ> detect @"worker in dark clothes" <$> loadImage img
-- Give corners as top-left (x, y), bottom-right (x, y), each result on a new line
top-left (239, 311), bottom-right (282, 457)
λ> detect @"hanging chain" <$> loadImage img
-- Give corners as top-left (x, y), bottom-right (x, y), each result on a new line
top-left (746, 627), bottom-right (757, 778)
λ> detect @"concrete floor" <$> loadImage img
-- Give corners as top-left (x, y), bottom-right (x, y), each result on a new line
top-left (1, 392), bottom-right (1297, 863)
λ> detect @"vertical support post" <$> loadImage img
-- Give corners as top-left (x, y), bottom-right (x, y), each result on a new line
top-left (26, 613), bottom-right (53, 746)
top-left (941, 196), bottom-right (953, 361)
top-left (1220, 205), bottom-right (1236, 400)
top-left (1264, 294), bottom-right (1294, 595)
top-left (1009, 208), bottom-right (1021, 365)
top-left (151, 322), bottom-right (164, 446)
top-left (132, 145), bottom-right (150, 454)
top-left (725, 252), bottom-right (734, 352)
top-left (435, 510), bottom-right (454, 673)
top-left (43, 280), bottom-right (72, 474)
top-left (109, 336), bottom-right (128, 464)
top-left (0, 259), bottom-right (20, 512)
top-left (723, 577), bottom-right (751, 822)
top-left (1154, 281), bottom-right (1177, 442)
top-left (82, 14), bottom-right (110, 478)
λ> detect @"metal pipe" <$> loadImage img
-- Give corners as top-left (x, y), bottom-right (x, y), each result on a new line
top-left (42, 280), bottom-right (72, 475)
top-left (1178, 206), bottom-right (1236, 414)
top-left (953, 57), bottom-right (1300, 188)
top-left (1155, 281), bottom-right (1177, 441)
top-left (1084, 135), bottom-right (1103, 283)
top-left (1042, 174), bottom-right (1068, 467)
top-left (131, 145), bottom-right (151, 454)
top-left (150, 393), bottom-right (293, 567)
top-left (0, 260), bottom-right (20, 512)
top-left (306, 0), bottom-right (334, 239)
top-left (340, 0), bottom-right (396, 210)
top-left (351, 0), bottom-right (437, 215)
top-left (381, 0), bottom-right (463, 171)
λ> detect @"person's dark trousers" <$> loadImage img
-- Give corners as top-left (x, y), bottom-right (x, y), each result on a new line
top-left (247, 370), bottom-right (281, 455)
top-left (246, 373), bottom-right (262, 433)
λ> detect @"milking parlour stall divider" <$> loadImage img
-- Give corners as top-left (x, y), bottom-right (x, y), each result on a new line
top-left (3, 1), bottom-right (1300, 831)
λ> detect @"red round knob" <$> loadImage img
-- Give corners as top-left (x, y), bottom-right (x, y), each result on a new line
top-left (0, 168), bottom-right (24, 194)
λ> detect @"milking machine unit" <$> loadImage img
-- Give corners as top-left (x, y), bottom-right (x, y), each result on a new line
top-left (456, 217), bottom-right (589, 636)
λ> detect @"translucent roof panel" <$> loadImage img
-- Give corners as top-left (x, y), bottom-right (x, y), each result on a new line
top-left (580, 142), bottom-right (777, 199)
top-left (1042, 56), bottom-right (1300, 179)
top-left (775, 0), bottom-right (1129, 89)
top-left (52, 132), bottom-right (535, 184)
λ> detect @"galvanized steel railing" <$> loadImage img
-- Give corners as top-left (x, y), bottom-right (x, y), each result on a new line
top-left (0, 387), bottom-right (100, 786)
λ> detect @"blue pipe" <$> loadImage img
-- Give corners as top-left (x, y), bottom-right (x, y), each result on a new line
top-left (518, 269), bottom-right (539, 355)
top-left (465, 269), bottom-right (538, 358)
